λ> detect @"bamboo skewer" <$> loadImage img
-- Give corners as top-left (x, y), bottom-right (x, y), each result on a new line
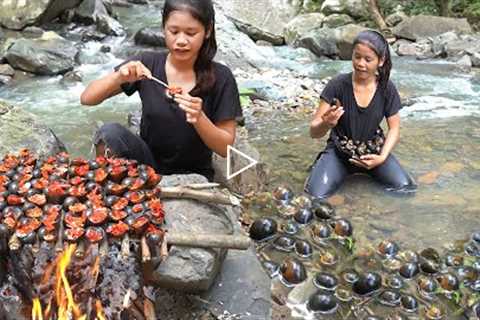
top-left (121, 234), bottom-right (130, 259)
top-left (141, 236), bottom-right (151, 262)
top-left (160, 186), bottom-right (240, 206)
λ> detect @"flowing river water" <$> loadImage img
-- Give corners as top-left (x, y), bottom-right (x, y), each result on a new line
top-left (1, 2), bottom-right (479, 263)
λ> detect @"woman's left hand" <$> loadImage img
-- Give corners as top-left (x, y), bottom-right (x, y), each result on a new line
top-left (349, 154), bottom-right (386, 170)
top-left (174, 94), bottom-right (204, 124)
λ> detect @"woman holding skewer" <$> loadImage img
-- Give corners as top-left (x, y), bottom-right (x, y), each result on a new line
top-left (80, 0), bottom-right (242, 181)
top-left (305, 30), bottom-right (416, 199)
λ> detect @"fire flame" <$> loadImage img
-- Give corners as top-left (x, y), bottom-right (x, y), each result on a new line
top-left (31, 298), bottom-right (43, 320)
top-left (56, 244), bottom-right (83, 320)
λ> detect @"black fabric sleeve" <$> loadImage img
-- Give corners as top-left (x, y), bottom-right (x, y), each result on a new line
top-left (113, 56), bottom-right (142, 96)
top-left (384, 81), bottom-right (402, 117)
top-left (320, 76), bottom-right (340, 105)
top-left (211, 66), bottom-right (243, 123)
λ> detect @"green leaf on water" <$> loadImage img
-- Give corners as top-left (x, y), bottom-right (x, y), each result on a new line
top-left (344, 237), bottom-right (355, 253)
top-left (452, 291), bottom-right (462, 304)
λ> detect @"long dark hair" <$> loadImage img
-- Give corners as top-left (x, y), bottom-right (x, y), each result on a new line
top-left (162, 0), bottom-right (217, 95)
top-left (353, 30), bottom-right (392, 90)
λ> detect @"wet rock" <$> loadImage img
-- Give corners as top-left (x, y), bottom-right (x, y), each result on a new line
top-left (320, 0), bottom-right (370, 20)
top-left (385, 7), bottom-right (408, 27)
top-left (456, 54), bottom-right (472, 72)
top-left (112, 0), bottom-right (132, 8)
top-left (220, 0), bottom-right (296, 46)
top-left (472, 52), bottom-right (480, 68)
top-left (96, 14), bottom-right (125, 36)
top-left (0, 0), bottom-right (81, 30)
top-left (297, 27), bottom-right (338, 58)
top-left (284, 13), bottom-right (324, 46)
top-left (0, 64), bottom-right (14, 77)
top-left (5, 34), bottom-right (78, 75)
top-left (0, 75), bottom-right (11, 86)
top-left (322, 13), bottom-right (354, 28)
top-left (60, 70), bottom-right (83, 84)
top-left (22, 26), bottom-right (45, 38)
top-left (145, 174), bottom-right (234, 293)
top-left (0, 100), bottom-right (66, 157)
top-left (229, 16), bottom-right (284, 46)
top-left (393, 15), bottom-right (472, 41)
top-left (394, 39), bottom-right (417, 56)
top-left (335, 24), bottom-right (368, 60)
top-left (430, 31), bottom-right (460, 57)
top-left (74, 0), bottom-right (110, 25)
top-left (128, 0), bottom-right (148, 4)
top-left (444, 35), bottom-right (480, 58)
top-left (134, 27), bottom-right (165, 47)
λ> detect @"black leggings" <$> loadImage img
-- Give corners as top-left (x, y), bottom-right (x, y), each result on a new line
top-left (304, 147), bottom-right (417, 198)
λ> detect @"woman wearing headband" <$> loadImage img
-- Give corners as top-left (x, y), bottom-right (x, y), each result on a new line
top-left (305, 30), bottom-right (416, 198)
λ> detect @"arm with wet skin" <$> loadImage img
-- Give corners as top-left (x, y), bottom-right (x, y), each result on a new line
top-left (80, 61), bottom-right (152, 106)
top-left (310, 98), bottom-right (345, 139)
top-left (174, 93), bottom-right (236, 158)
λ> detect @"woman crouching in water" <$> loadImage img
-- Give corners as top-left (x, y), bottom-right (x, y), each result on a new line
top-left (305, 30), bottom-right (416, 198)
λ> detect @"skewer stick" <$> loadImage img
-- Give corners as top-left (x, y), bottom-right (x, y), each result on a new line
top-left (149, 75), bottom-right (169, 89)
top-left (8, 233), bottom-right (20, 251)
top-left (141, 236), bottom-right (151, 263)
top-left (99, 236), bottom-right (108, 257)
top-left (121, 234), bottom-right (130, 259)
top-left (143, 297), bottom-right (156, 320)
top-left (55, 211), bottom-right (65, 253)
top-left (160, 234), bottom-right (168, 263)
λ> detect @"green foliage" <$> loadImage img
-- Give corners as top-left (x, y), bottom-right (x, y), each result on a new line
top-left (238, 87), bottom-right (256, 108)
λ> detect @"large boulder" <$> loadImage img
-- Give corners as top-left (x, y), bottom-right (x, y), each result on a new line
top-left (134, 27), bottom-right (165, 47)
top-left (393, 15), bottom-right (472, 41)
top-left (283, 13), bottom-right (324, 46)
top-left (144, 174), bottom-right (234, 292)
top-left (219, 0), bottom-right (298, 45)
top-left (74, 0), bottom-right (110, 24)
top-left (0, 100), bottom-right (66, 157)
top-left (5, 32), bottom-right (78, 75)
top-left (296, 23), bottom-right (366, 59)
top-left (228, 17), bottom-right (284, 45)
top-left (0, 0), bottom-right (81, 30)
top-left (320, 0), bottom-right (370, 20)
top-left (322, 13), bottom-right (354, 28)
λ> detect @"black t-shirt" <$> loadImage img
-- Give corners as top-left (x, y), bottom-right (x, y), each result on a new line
top-left (115, 52), bottom-right (242, 179)
top-left (320, 72), bottom-right (401, 147)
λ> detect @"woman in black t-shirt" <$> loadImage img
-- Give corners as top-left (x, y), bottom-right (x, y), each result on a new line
top-left (80, 0), bottom-right (242, 181)
top-left (306, 30), bottom-right (416, 198)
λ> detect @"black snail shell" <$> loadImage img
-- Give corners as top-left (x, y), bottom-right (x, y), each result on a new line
top-left (471, 301), bottom-right (480, 318)
top-left (306, 292), bottom-right (338, 314)
top-left (311, 223), bottom-right (331, 241)
top-left (272, 185), bottom-right (294, 203)
top-left (294, 240), bottom-right (313, 258)
top-left (282, 221), bottom-right (299, 235)
top-left (293, 207), bottom-right (313, 225)
top-left (436, 273), bottom-right (459, 292)
top-left (445, 254), bottom-right (464, 267)
top-left (341, 268), bottom-right (359, 284)
top-left (386, 275), bottom-right (404, 289)
top-left (464, 241), bottom-right (480, 257)
top-left (377, 240), bottom-right (400, 258)
top-left (378, 289), bottom-right (401, 306)
top-left (273, 235), bottom-right (295, 252)
top-left (420, 248), bottom-right (441, 264)
top-left (249, 218), bottom-right (277, 241)
top-left (313, 272), bottom-right (338, 291)
top-left (420, 259), bottom-right (440, 275)
top-left (472, 231), bottom-right (480, 244)
top-left (363, 316), bottom-right (383, 320)
top-left (417, 276), bottom-right (438, 296)
top-left (279, 258), bottom-right (307, 287)
top-left (311, 199), bottom-right (335, 220)
top-left (456, 266), bottom-right (478, 285)
top-left (353, 272), bottom-right (382, 296)
top-left (399, 262), bottom-right (420, 279)
top-left (331, 219), bottom-right (353, 237)
top-left (400, 295), bottom-right (418, 313)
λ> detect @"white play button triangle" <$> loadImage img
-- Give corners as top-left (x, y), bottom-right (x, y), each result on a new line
top-left (227, 145), bottom-right (258, 180)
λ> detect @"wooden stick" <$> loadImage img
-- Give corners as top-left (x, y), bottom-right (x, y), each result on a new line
top-left (100, 236), bottom-right (108, 257)
top-left (160, 235), bottom-right (168, 263)
top-left (141, 236), bottom-right (151, 262)
top-left (55, 212), bottom-right (65, 253)
top-left (160, 186), bottom-right (239, 206)
top-left (166, 232), bottom-right (251, 250)
top-left (183, 183), bottom-right (220, 189)
top-left (121, 234), bottom-right (130, 259)
top-left (75, 240), bottom-right (85, 258)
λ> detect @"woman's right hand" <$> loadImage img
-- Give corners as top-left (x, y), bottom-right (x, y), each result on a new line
top-left (117, 61), bottom-right (152, 83)
top-left (321, 98), bottom-right (344, 128)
